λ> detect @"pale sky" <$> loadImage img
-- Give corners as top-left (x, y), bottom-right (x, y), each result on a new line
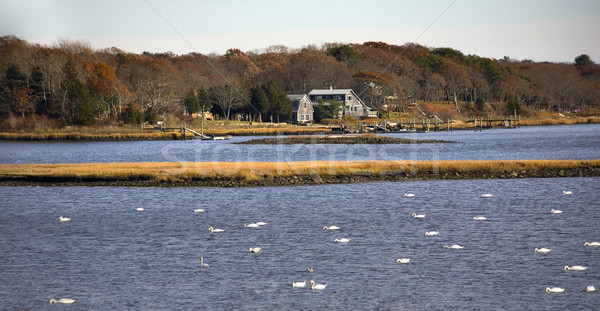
top-left (2, 0), bottom-right (599, 63)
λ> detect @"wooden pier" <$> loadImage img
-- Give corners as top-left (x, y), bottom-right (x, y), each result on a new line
top-left (468, 115), bottom-right (520, 131)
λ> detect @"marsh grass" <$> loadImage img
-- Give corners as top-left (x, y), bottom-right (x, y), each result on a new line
top-left (1, 159), bottom-right (598, 183)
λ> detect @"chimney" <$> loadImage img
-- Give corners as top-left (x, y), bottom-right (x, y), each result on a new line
top-left (329, 86), bottom-right (333, 90)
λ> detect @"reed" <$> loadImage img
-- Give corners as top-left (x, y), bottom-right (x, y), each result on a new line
top-left (1, 159), bottom-right (598, 184)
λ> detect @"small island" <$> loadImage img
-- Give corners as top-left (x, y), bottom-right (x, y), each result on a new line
top-left (233, 135), bottom-right (455, 145)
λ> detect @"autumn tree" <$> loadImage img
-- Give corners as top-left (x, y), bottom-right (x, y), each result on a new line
top-left (209, 80), bottom-right (246, 120)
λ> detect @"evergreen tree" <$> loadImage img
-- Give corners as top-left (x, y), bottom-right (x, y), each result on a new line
top-left (263, 80), bottom-right (291, 122)
top-left (63, 60), bottom-right (96, 126)
top-left (197, 87), bottom-right (211, 114)
top-left (250, 85), bottom-right (270, 122)
top-left (183, 89), bottom-right (200, 114)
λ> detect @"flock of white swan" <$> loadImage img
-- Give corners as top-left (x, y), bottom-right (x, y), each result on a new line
top-left (53, 189), bottom-right (598, 302)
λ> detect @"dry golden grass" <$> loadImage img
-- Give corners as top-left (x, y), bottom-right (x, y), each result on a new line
top-left (0, 131), bottom-right (193, 141)
top-left (1, 159), bottom-right (598, 183)
top-left (204, 127), bottom-right (329, 136)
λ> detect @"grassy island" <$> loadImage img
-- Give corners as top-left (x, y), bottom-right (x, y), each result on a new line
top-left (1, 159), bottom-right (598, 187)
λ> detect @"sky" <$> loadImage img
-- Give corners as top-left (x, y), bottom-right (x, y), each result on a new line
top-left (2, 0), bottom-right (599, 63)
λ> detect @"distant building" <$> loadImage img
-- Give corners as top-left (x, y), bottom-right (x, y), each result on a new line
top-left (287, 94), bottom-right (314, 123)
top-left (308, 89), bottom-right (376, 119)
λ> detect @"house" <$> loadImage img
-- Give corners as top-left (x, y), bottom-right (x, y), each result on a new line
top-left (287, 94), bottom-right (314, 123)
top-left (308, 89), bottom-right (377, 119)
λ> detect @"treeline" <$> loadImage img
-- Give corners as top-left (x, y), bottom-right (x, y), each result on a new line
top-left (1, 35), bottom-right (599, 129)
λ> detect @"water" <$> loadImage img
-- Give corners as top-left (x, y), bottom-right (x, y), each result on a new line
top-left (1, 178), bottom-right (599, 310)
top-left (1, 124), bottom-right (599, 164)
top-left (1, 124), bottom-right (599, 310)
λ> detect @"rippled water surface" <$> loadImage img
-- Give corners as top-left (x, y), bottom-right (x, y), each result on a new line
top-left (1, 178), bottom-right (600, 310)
top-left (1, 124), bottom-right (599, 164)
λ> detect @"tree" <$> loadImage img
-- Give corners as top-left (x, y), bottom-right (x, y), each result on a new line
top-left (183, 89), bottom-right (200, 114)
top-left (313, 99), bottom-right (342, 122)
top-left (63, 60), bottom-right (96, 126)
top-left (574, 54), bottom-right (595, 69)
top-left (121, 102), bottom-right (143, 124)
top-left (249, 85), bottom-right (270, 122)
top-left (209, 81), bottom-right (246, 120)
top-left (327, 45), bottom-right (359, 62)
top-left (263, 80), bottom-right (291, 122)
top-left (197, 87), bottom-right (211, 114)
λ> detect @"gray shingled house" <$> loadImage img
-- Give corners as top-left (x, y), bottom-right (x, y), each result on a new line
top-left (287, 94), bottom-right (314, 123)
top-left (308, 89), bottom-right (376, 119)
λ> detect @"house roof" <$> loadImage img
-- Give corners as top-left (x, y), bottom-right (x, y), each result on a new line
top-left (308, 89), bottom-right (353, 96)
top-left (287, 94), bottom-right (310, 111)
top-left (286, 94), bottom-right (307, 101)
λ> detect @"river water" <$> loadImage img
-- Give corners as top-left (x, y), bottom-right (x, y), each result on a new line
top-left (1, 124), bottom-right (599, 164)
top-left (1, 124), bottom-right (600, 310)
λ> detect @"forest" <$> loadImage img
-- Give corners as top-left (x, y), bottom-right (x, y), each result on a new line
top-left (1, 35), bottom-right (599, 130)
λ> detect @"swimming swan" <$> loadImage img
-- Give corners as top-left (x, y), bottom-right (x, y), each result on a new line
top-left (50, 298), bottom-right (75, 304)
top-left (546, 287), bottom-right (564, 293)
top-left (473, 216), bottom-right (487, 221)
top-left (550, 209), bottom-right (562, 214)
top-left (587, 285), bottom-right (596, 292)
top-left (292, 281), bottom-right (306, 288)
top-left (564, 265), bottom-right (587, 271)
top-left (310, 280), bottom-right (327, 290)
top-left (255, 222), bottom-right (268, 226)
top-left (584, 242), bottom-right (600, 247)
top-left (404, 193), bottom-right (415, 197)
top-left (425, 231), bottom-right (439, 236)
top-left (208, 227), bottom-right (225, 233)
top-left (58, 216), bottom-right (71, 222)
top-left (334, 238), bottom-right (350, 243)
top-left (535, 248), bottom-right (551, 253)
top-left (444, 244), bottom-right (464, 249)
top-left (244, 223), bottom-right (260, 228)
top-left (412, 213), bottom-right (426, 219)
top-left (249, 247), bottom-right (262, 253)
top-left (194, 209), bottom-right (205, 213)
top-left (323, 226), bottom-right (340, 230)
top-left (563, 191), bottom-right (573, 195)
top-left (200, 256), bottom-right (210, 268)
top-left (396, 258), bottom-right (410, 264)
top-left (481, 194), bottom-right (494, 198)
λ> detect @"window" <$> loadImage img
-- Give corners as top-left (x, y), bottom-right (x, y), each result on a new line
top-left (306, 114), bottom-right (310, 120)
top-left (300, 115), bottom-right (304, 120)
top-left (303, 102), bottom-right (307, 108)
top-left (348, 95), bottom-right (352, 101)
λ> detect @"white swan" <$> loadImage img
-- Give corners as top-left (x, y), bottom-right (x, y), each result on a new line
top-left (546, 287), bottom-right (564, 293)
top-left (50, 298), bottom-right (75, 304)
top-left (412, 213), bottom-right (426, 219)
top-left (535, 248), bottom-right (551, 253)
top-left (584, 242), bottom-right (600, 247)
top-left (58, 216), bottom-right (71, 222)
top-left (550, 209), bottom-right (562, 214)
top-left (255, 221), bottom-right (267, 226)
top-left (564, 265), bottom-right (587, 271)
top-left (481, 194), bottom-right (494, 198)
top-left (208, 227), bottom-right (225, 233)
top-left (249, 247), bottom-right (262, 253)
top-left (323, 226), bottom-right (340, 230)
top-left (396, 258), bottom-right (410, 264)
top-left (200, 256), bottom-right (210, 268)
top-left (193, 209), bottom-right (205, 213)
top-left (587, 285), bottom-right (596, 292)
top-left (310, 280), bottom-right (327, 290)
top-left (334, 238), bottom-right (350, 243)
top-left (292, 281), bottom-right (306, 288)
top-left (425, 231), bottom-right (439, 236)
top-left (473, 216), bottom-right (487, 221)
top-left (404, 193), bottom-right (415, 197)
top-left (244, 223), bottom-right (260, 228)
top-left (444, 244), bottom-right (464, 249)
top-left (136, 205), bottom-right (144, 211)
top-left (563, 191), bottom-right (573, 195)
